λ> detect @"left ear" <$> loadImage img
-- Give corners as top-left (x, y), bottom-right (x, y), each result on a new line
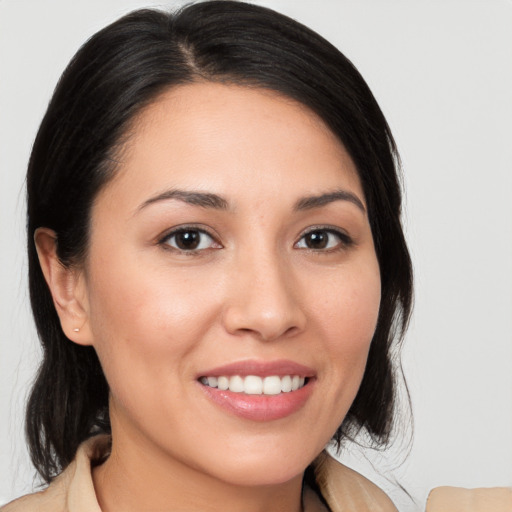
top-left (34, 227), bottom-right (93, 346)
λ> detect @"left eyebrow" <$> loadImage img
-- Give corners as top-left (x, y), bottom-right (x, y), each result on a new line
top-left (294, 190), bottom-right (366, 213)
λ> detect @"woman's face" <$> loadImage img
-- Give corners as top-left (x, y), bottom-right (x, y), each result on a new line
top-left (79, 83), bottom-right (380, 486)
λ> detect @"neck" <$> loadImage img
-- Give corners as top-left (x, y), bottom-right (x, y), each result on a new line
top-left (92, 426), bottom-right (305, 512)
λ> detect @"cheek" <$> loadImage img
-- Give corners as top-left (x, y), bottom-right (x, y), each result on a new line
top-left (87, 254), bottom-right (214, 341)
top-left (314, 262), bottom-right (381, 389)
top-left (83, 257), bottom-right (220, 399)
top-left (318, 258), bottom-right (380, 334)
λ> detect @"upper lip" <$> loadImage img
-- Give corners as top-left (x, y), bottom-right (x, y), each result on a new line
top-left (197, 359), bottom-right (316, 378)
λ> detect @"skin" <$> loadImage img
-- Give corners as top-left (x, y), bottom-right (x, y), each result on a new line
top-left (36, 83), bottom-right (381, 512)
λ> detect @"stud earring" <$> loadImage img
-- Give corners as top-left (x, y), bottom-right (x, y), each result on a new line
top-left (73, 328), bottom-right (80, 332)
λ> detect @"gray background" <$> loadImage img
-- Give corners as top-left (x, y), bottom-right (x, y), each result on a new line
top-left (1, 1), bottom-right (511, 510)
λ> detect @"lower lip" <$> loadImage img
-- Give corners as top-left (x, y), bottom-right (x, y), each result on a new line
top-left (199, 380), bottom-right (314, 421)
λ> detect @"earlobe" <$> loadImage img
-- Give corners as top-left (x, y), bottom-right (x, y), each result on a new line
top-left (34, 227), bottom-right (93, 346)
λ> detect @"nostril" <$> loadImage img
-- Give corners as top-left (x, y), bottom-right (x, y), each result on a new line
top-left (259, 324), bottom-right (302, 342)
top-left (283, 326), bottom-right (301, 337)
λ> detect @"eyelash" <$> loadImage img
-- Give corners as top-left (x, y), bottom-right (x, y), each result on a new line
top-left (158, 225), bottom-right (353, 255)
top-left (158, 225), bottom-right (221, 255)
top-left (295, 226), bottom-right (354, 252)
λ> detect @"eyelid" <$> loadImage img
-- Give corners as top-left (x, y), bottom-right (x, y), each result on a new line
top-left (157, 224), bottom-right (222, 252)
top-left (295, 225), bottom-right (354, 250)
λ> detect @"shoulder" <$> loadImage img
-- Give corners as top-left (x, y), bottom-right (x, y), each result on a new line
top-left (1, 435), bottom-right (108, 512)
top-left (0, 469), bottom-right (72, 512)
top-left (1, 492), bottom-right (59, 512)
top-left (313, 451), bottom-right (398, 512)
top-left (426, 486), bottom-right (512, 512)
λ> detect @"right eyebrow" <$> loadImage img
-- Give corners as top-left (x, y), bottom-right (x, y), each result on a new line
top-left (136, 189), bottom-right (230, 212)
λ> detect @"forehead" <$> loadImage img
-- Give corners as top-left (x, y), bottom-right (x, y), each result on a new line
top-left (99, 82), bottom-right (364, 211)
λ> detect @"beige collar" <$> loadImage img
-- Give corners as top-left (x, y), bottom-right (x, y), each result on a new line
top-left (313, 451), bottom-right (398, 511)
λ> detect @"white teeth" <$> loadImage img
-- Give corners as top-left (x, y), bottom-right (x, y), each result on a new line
top-left (217, 376), bottom-right (229, 390)
top-left (229, 375), bottom-right (244, 393)
top-left (281, 375), bottom-right (292, 392)
top-left (244, 375), bottom-right (263, 394)
top-left (201, 374), bottom-right (307, 395)
top-left (263, 376), bottom-right (281, 395)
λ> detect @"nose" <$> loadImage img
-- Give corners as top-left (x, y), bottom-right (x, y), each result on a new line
top-left (221, 251), bottom-right (307, 341)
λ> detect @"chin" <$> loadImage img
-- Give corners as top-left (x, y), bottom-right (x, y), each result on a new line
top-left (196, 440), bottom-right (322, 487)
top-left (217, 459), bottom-right (306, 487)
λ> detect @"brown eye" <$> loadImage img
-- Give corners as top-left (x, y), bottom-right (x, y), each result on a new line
top-left (303, 230), bottom-right (329, 249)
top-left (163, 229), bottom-right (217, 251)
top-left (295, 228), bottom-right (352, 251)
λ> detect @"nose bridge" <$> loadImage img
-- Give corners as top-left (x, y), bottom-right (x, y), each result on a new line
top-left (222, 243), bottom-right (305, 340)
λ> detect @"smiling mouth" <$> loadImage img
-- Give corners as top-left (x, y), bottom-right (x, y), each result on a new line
top-left (199, 375), bottom-right (308, 395)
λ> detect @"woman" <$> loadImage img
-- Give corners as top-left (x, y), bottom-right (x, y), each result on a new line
top-left (3, 1), bottom-right (411, 510)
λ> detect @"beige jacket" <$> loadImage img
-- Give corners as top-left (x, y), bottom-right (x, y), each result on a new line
top-left (2, 436), bottom-right (511, 512)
